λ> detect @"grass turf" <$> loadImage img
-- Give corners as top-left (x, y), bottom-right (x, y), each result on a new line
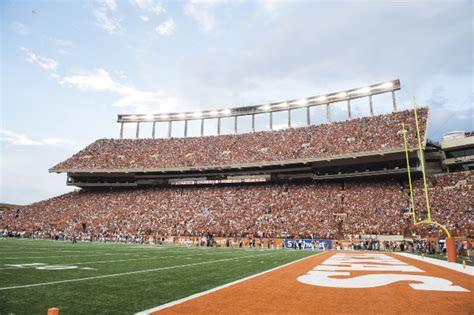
top-left (0, 239), bottom-right (316, 314)
top-left (410, 252), bottom-right (474, 266)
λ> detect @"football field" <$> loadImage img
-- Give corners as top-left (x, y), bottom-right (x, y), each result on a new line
top-left (0, 239), bottom-right (314, 314)
top-left (2, 239), bottom-right (473, 315)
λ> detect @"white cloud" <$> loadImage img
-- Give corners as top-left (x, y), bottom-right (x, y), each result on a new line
top-left (42, 36), bottom-right (74, 55)
top-left (140, 15), bottom-right (150, 22)
top-left (94, 9), bottom-right (121, 34)
top-left (154, 18), bottom-right (175, 36)
top-left (0, 129), bottom-right (73, 147)
top-left (20, 47), bottom-right (59, 71)
top-left (94, 0), bottom-right (121, 34)
top-left (11, 21), bottom-right (30, 35)
top-left (131, 0), bottom-right (163, 15)
top-left (60, 68), bottom-right (120, 92)
top-left (60, 68), bottom-right (177, 112)
top-left (102, 0), bottom-right (117, 11)
top-left (184, 0), bottom-right (218, 32)
top-left (259, 0), bottom-right (283, 17)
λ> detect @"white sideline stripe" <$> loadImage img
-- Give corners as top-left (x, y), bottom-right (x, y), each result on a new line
top-left (0, 250), bottom-right (239, 270)
top-left (0, 254), bottom-right (206, 270)
top-left (0, 251), bottom-right (279, 291)
top-left (0, 253), bottom-right (147, 260)
top-left (394, 253), bottom-right (474, 276)
top-left (0, 250), bottom-right (198, 260)
top-left (136, 251), bottom-right (325, 315)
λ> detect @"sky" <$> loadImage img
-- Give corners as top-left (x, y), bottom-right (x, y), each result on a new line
top-left (1, 0), bottom-right (473, 205)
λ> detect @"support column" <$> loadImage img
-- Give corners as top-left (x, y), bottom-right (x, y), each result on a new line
top-left (347, 99), bottom-right (352, 119)
top-left (446, 237), bottom-right (457, 263)
top-left (136, 122), bottom-right (140, 139)
top-left (152, 122), bottom-right (156, 139)
top-left (217, 117), bottom-right (221, 135)
top-left (392, 91), bottom-right (397, 111)
top-left (184, 120), bottom-right (188, 137)
top-left (234, 116), bottom-right (238, 134)
top-left (326, 103), bottom-right (331, 122)
top-left (120, 122), bottom-right (124, 139)
top-left (306, 106), bottom-right (311, 125)
top-left (288, 109), bottom-right (291, 128)
top-left (252, 114), bottom-right (255, 132)
top-left (369, 95), bottom-right (374, 115)
top-left (270, 112), bottom-right (273, 130)
top-left (200, 119), bottom-right (204, 136)
top-left (167, 121), bottom-right (172, 138)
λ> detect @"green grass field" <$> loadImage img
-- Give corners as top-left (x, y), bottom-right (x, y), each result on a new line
top-left (410, 252), bottom-right (474, 266)
top-left (0, 239), bottom-right (315, 314)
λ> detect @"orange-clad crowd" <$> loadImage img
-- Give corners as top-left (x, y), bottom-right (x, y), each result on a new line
top-left (2, 107), bottom-right (471, 242)
top-left (51, 108), bottom-right (428, 171)
top-left (2, 172), bottom-right (472, 241)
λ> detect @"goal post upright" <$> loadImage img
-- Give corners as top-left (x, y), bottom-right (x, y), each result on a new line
top-left (401, 97), bottom-right (456, 263)
top-left (413, 97), bottom-right (432, 222)
top-left (401, 122), bottom-right (417, 225)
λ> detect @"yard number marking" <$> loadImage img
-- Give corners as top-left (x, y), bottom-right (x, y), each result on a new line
top-left (297, 253), bottom-right (469, 292)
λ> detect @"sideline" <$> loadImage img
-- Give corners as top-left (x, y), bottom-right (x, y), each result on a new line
top-left (0, 253), bottom-right (209, 270)
top-left (394, 252), bottom-right (474, 276)
top-left (136, 251), bottom-right (325, 315)
top-left (0, 249), bottom-right (246, 270)
top-left (0, 251), bottom-right (284, 291)
top-left (0, 253), bottom-right (146, 260)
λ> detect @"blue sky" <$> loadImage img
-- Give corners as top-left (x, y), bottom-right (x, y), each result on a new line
top-left (1, 0), bottom-right (473, 205)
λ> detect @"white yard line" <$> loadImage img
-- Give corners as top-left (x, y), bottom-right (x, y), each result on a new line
top-left (136, 251), bottom-right (325, 315)
top-left (0, 254), bottom-right (204, 270)
top-left (0, 247), bottom-right (284, 261)
top-left (0, 251), bottom-right (282, 291)
top-left (0, 253), bottom-right (145, 260)
top-left (394, 253), bottom-right (474, 276)
top-left (0, 251), bottom-right (241, 270)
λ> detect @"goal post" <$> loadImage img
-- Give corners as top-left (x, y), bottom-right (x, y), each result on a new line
top-left (401, 98), bottom-right (457, 263)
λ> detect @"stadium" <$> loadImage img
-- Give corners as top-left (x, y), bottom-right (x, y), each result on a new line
top-left (1, 78), bottom-right (473, 314)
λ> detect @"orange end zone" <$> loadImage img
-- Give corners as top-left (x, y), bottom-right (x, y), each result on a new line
top-left (151, 252), bottom-right (474, 315)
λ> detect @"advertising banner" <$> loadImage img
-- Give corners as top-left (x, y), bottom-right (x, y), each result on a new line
top-left (283, 239), bottom-right (332, 250)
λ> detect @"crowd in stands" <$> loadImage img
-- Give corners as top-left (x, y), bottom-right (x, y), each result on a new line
top-left (2, 106), bottom-right (471, 244)
top-left (1, 171), bottom-right (472, 242)
top-left (51, 108), bottom-right (428, 171)
top-left (412, 172), bottom-right (473, 236)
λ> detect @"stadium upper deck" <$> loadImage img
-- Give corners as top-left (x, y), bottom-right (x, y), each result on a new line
top-left (51, 108), bottom-right (428, 175)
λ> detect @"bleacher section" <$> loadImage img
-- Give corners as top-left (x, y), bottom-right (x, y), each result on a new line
top-left (51, 108), bottom-right (428, 172)
top-left (2, 172), bottom-right (471, 240)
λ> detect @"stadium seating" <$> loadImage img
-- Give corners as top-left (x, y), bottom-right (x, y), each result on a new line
top-left (51, 108), bottom-right (428, 171)
top-left (1, 171), bottom-right (472, 241)
top-left (3, 106), bottom-right (471, 242)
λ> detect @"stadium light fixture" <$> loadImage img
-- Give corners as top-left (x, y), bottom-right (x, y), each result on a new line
top-left (292, 99), bottom-right (308, 106)
top-left (276, 102), bottom-right (289, 108)
top-left (351, 87), bottom-right (371, 95)
top-left (375, 82), bottom-right (393, 89)
top-left (117, 79), bottom-right (400, 139)
top-left (315, 96), bottom-right (327, 102)
top-left (333, 92), bottom-right (347, 99)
